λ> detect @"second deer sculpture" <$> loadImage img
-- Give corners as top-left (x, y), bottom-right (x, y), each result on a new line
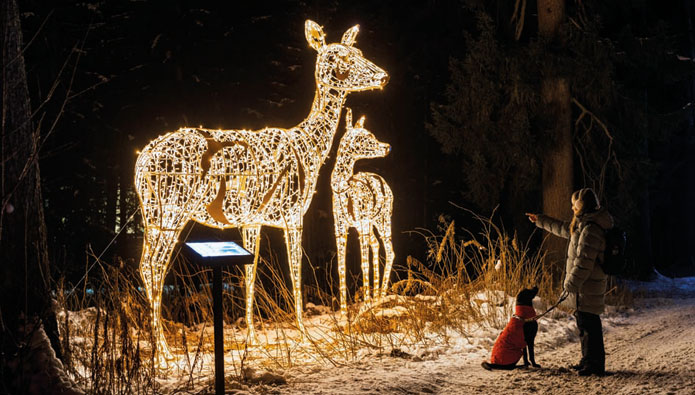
top-left (331, 109), bottom-right (394, 316)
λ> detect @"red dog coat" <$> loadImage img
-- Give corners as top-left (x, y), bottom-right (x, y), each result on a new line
top-left (490, 305), bottom-right (537, 365)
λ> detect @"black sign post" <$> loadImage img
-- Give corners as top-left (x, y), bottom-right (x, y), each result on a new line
top-left (182, 241), bottom-right (253, 395)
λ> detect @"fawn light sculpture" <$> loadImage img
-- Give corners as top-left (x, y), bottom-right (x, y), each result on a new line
top-left (134, 20), bottom-right (388, 362)
top-left (331, 109), bottom-right (394, 316)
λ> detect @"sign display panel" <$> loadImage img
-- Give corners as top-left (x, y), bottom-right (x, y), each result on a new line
top-left (185, 241), bottom-right (252, 258)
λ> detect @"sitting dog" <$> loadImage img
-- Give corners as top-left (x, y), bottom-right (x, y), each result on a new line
top-left (482, 286), bottom-right (540, 370)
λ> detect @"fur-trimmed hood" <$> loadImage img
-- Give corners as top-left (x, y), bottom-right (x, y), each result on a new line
top-left (576, 207), bottom-right (613, 231)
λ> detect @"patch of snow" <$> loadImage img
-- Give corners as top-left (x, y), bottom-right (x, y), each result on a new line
top-left (623, 270), bottom-right (695, 297)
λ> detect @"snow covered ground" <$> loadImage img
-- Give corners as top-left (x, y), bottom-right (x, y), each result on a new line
top-left (61, 274), bottom-right (694, 394)
top-left (186, 274), bottom-right (695, 395)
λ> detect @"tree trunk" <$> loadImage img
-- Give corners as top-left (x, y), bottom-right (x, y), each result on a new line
top-left (538, 0), bottom-right (573, 278)
top-left (1, 0), bottom-right (51, 338)
top-left (537, 0), bottom-right (565, 38)
top-left (540, 78), bottom-right (573, 275)
top-left (1, 0), bottom-right (81, 393)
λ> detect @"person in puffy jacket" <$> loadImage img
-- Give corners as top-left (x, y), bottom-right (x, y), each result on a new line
top-left (526, 188), bottom-right (613, 376)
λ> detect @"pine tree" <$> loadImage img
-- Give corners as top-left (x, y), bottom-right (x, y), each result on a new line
top-left (427, 10), bottom-right (545, 229)
top-left (428, 2), bottom-right (692, 277)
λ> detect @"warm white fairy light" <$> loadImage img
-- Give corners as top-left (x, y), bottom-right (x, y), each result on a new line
top-left (134, 20), bottom-right (388, 362)
top-left (331, 109), bottom-right (394, 316)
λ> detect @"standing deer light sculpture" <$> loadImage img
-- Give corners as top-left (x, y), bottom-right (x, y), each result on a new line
top-left (134, 20), bottom-right (388, 362)
top-left (331, 109), bottom-right (394, 316)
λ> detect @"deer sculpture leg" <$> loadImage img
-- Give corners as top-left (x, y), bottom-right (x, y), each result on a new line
top-left (242, 226), bottom-right (262, 344)
top-left (379, 230), bottom-right (395, 298)
top-left (139, 226), bottom-right (182, 363)
top-left (358, 223), bottom-right (372, 303)
top-left (378, 183), bottom-right (394, 298)
top-left (335, 231), bottom-right (349, 316)
top-left (284, 227), bottom-right (307, 336)
top-left (369, 228), bottom-right (381, 300)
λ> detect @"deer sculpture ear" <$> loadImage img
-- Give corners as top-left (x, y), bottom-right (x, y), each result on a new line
top-left (345, 108), bottom-right (353, 128)
top-left (355, 115), bottom-right (366, 128)
top-left (305, 20), bottom-right (326, 51)
top-left (341, 24), bottom-right (359, 47)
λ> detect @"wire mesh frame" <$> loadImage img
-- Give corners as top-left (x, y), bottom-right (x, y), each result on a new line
top-left (134, 20), bottom-right (389, 363)
top-left (330, 109), bottom-right (394, 316)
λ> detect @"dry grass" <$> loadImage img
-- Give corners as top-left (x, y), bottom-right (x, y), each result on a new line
top-left (57, 258), bottom-right (157, 394)
top-left (57, 211), bottom-right (630, 393)
top-left (351, 212), bottom-right (557, 341)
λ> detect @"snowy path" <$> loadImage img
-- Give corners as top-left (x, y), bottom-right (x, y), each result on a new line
top-left (267, 297), bottom-right (695, 395)
top-left (441, 297), bottom-right (695, 395)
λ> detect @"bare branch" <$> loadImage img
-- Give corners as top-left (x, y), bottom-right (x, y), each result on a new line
top-left (510, 0), bottom-right (527, 41)
top-left (571, 97), bottom-right (622, 197)
top-left (20, 10), bottom-right (54, 59)
top-left (1, 10), bottom-right (54, 73)
top-left (568, 17), bottom-right (583, 31)
top-left (2, 25), bottom-right (90, 222)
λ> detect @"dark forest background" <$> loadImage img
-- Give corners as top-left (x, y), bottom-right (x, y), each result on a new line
top-left (7, 0), bottom-right (695, 312)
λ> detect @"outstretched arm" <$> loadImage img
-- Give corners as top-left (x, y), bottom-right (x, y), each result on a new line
top-left (527, 213), bottom-right (570, 239)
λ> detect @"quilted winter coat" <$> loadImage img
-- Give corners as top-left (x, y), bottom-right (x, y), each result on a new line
top-left (535, 208), bottom-right (614, 315)
top-left (490, 305), bottom-right (536, 365)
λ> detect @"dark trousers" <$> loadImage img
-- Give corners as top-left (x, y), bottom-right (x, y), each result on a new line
top-left (574, 311), bottom-right (605, 372)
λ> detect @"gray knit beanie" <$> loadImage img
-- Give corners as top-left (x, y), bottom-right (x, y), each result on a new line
top-left (571, 188), bottom-right (600, 214)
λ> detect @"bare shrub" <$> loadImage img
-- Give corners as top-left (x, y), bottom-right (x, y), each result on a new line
top-left (354, 210), bottom-right (556, 341)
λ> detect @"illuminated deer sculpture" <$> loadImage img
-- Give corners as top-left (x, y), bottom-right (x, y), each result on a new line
top-left (331, 109), bottom-right (394, 316)
top-left (134, 20), bottom-right (388, 361)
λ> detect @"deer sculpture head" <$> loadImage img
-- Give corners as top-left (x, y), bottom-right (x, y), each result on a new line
top-left (339, 109), bottom-right (391, 160)
top-left (305, 20), bottom-right (389, 92)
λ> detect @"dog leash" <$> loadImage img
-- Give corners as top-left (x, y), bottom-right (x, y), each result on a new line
top-left (513, 291), bottom-right (569, 323)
